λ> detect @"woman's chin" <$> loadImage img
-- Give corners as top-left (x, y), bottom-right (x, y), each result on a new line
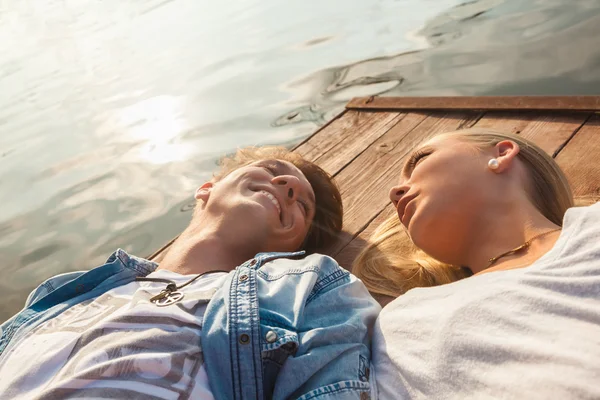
top-left (406, 217), bottom-right (429, 251)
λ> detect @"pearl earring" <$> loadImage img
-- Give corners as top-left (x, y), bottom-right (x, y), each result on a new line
top-left (488, 158), bottom-right (499, 170)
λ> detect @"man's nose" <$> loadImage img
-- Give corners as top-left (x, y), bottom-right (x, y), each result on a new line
top-left (389, 184), bottom-right (409, 207)
top-left (273, 175), bottom-right (300, 203)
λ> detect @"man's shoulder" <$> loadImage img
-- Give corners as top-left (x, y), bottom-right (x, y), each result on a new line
top-left (256, 252), bottom-right (350, 295)
top-left (257, 251), bottom-right (346, 274)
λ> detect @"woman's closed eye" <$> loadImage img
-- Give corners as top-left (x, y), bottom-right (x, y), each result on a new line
top-left (405, 149), bottom-right (432, 175)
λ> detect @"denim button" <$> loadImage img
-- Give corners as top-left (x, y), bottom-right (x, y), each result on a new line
top-left (265, 330), bottom-right (278, 343)
top-left (249, 259), bottom-right (257, 266)
top-left (239, 274), bottom-right (249, 282)
top-left (360, 392), bottom-right (370, 400)
top-left (239, 334), bottom-right (250, 344)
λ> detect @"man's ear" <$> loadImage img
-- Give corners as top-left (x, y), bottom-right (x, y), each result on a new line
top-left (493, 140), bottom-right (520, 173)
top-left (195, 182), bottom-right (214, 202)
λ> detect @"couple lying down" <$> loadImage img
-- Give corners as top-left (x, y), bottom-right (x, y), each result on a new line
top-left (1, 128), bottom-right (599, 399)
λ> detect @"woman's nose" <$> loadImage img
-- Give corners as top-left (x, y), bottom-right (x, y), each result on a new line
top-left (273, 175), bottom-right (300, 203)
top-left (389, 184), bottom-right (409, 207)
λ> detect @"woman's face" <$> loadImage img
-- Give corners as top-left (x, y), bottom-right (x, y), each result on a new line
top-left (388, 135), bottom-right (499, 265)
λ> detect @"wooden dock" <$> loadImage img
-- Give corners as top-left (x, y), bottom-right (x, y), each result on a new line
top-left (151, 96), bottom-right (600, 268)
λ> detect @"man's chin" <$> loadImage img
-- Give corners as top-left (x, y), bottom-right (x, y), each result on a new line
top-left (266, 229), bottom-right (305, 253)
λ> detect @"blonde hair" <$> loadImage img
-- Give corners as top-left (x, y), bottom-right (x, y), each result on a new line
top-left (353, 128), bottom-right (575, 298)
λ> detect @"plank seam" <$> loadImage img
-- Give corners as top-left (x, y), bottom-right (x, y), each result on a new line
top-left (460, 111), bottom-right (487, 128)
top-left (551, 112), bottom-right (594, 158)
top-left (331, 112), bottom-right (432, 179)
top-left (314, 111), bottom-right (408, 167)
top-left (332, 206), bottom-right (390, 258)
top-left (325, 113), bottom-right (409, 178)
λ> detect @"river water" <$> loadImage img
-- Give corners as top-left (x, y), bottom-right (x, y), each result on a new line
top-left (1, 0), bottom-right (600, 321)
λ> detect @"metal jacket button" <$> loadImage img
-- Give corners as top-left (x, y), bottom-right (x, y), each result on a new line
top-left (239, 274), bottom-right (248, 282)
top-left (265, 330), bottom-right (278, 343)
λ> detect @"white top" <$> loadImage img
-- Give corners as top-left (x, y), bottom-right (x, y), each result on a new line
top-left (373, 202), bottom-right (600, 400)
top-left (0, 270), bottom-right (228, 400)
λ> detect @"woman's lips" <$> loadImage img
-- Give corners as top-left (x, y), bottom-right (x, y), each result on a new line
top-left (396, 194), bottom-right (417, 227)
top-left (401, 198), bottom-right (416, 226)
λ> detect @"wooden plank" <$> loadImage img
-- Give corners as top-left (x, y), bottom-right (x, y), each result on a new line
top-left (472, 112), bottom-right (591, 156)
top-left (316, 112), bottom-right (429, 176)
top-left (326, 111), bottom-right (483, 256)
top-left (295, 110), bottom-right (371, 162)
top-left (295, 111), bottom-right (403, 172)
top-left (295, 110), bottom-right (389, 162)
top-left (291, 108), bottom-right (346, 152)
top-left (555, 114), bottom-right (600, 206)
top-left (347, 96), bottom-right (600, 112)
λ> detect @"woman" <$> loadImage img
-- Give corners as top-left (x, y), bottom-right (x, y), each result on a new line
top-left (354, 129), bottom-right (600, 399)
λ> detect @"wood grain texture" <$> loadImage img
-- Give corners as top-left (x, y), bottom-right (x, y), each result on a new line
top-left (555, 114), bottom-right (600, 204)
top-left (472, 111), bottom-right (591, 156)
top-left (347, 96), bottom-right (600, 112)
top-left (295, 111), bottom-right (404, 175)
top-left (294, 111), bottom-right (387, 161)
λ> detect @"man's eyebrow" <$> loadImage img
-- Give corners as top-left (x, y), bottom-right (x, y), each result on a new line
top-left (258, 159), bottom-right (281, 170)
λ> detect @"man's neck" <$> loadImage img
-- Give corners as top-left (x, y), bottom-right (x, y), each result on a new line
top-left (157, 225), bottom-right (255, 276)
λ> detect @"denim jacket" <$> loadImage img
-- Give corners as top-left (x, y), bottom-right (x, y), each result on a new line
top-left (0, 249), bottom-right (381, 399)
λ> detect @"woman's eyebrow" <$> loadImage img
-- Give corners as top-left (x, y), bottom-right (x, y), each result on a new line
top-left (402, 150), bottom-right (421, 177)
top-left (402, 145), bottom-right (434, 177)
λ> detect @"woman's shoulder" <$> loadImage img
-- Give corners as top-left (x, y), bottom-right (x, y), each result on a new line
top-left (563, 201), bottom-right (600, 229)
top-left (551, 201), bottom-right (600, 257)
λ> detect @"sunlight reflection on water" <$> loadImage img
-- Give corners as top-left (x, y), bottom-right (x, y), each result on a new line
top-left (102, 95), bottom-right (192, 164)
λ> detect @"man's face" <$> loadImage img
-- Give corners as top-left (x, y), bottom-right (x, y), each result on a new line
top-left (196, 159), bottom-right (316, 253)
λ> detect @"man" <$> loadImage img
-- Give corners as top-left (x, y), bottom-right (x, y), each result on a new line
top-left (0, 147), bottom-right (380, 400)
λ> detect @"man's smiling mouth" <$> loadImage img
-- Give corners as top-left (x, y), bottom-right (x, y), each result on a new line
top-left (259, 190), bottom-right (282, 219)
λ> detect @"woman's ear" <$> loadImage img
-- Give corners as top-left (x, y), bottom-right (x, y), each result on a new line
top-left (493, 140), bottom-right (520, 173)
top-left (195, 182), bottom-right (214, 202)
